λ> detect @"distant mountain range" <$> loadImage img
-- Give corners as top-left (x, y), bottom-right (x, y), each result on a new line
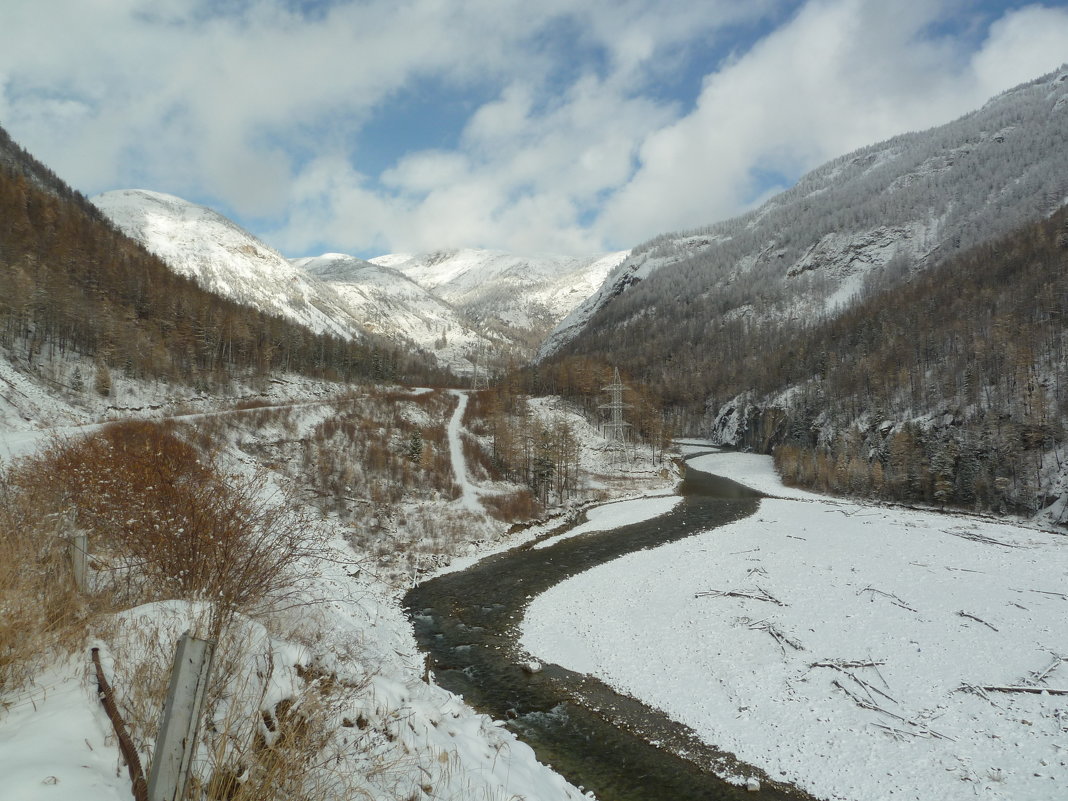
top-left (93, 189), bottom-right (366, 341)
top-left (7, 65), bottom-right (1068, 520)
top-left (92, 190), bottom-right (624, 376)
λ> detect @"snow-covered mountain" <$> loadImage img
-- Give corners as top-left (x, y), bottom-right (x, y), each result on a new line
top-left (375, 249), bottom-right (628, 348)
top-left (295, 253), bottom-right (498, 376)
top-left (91, 190), bottom-right (623, 376)
top-left (92, 189), bottom-right (364, 340)
top-left (541, 66), bottom-right (1068, 359)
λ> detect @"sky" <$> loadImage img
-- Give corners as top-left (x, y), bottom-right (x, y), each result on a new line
top-left (2, 0), bottom-right (1068, 259)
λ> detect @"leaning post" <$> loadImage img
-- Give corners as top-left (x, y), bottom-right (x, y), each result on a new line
top-left (147, 632), bottom-right (216, 801)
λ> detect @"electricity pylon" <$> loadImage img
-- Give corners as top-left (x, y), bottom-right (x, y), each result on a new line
top-left (470, 341), bottom-right (490, 390)
top-left (600, 367), bottom-right (631, 446)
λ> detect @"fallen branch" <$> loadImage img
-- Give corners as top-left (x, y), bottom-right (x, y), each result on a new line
top-left (811, 660), bottom-right (885, 669)
top-left (816, 663), bottom-right (895, 705)
top-left (1030, 589), bottom-right (1068, 601)
top-left (1029, 656), bottom-right (1066, 685)
top-left (957, 610), bottom-right (999, 631)
top-left (871, 722), bottom-right (930, 740)
top-left (943, 528), bottom-right (1022, 548)
top-left (749, 620), bottom-right (804, 653)
top-left (858, 586), bottom-right (917, 612)
top-left (696, 586), bottom-right (786, 606)
top-left (979, 685), bottom-right (1068, 696)
top-left (832, 681), bottom-right (956, 740)
top-left (957, 683), bottom-right (993, 702)
top-left (824, 507), bottom-right (878, 518)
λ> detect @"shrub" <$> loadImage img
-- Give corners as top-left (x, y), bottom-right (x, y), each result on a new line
top-left (9, 421), bottom-right (318, 634)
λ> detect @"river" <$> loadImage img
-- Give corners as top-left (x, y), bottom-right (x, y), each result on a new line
top-left (405, 459), bottom-right (818, 801)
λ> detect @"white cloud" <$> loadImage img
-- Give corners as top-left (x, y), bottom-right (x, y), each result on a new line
top-left (596, 0), bottom-right (1068, 247)
top-left (970, 5), bottom-right (1068, 93)
top-left (3, 0), bottom-right (1067, 257)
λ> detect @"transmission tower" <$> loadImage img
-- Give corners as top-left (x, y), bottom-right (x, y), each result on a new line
top-left (470, 341), bottom-right (490, 390)
top-left (599, 367), bottom-right (631, 445)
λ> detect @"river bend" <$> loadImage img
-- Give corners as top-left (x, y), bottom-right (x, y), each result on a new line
top-left (405, 462), bottom-right (815, 801)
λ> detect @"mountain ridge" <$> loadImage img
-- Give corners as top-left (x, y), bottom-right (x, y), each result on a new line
top-left (92, 188), bottom-right (628, 376)
top-left (540, 65), bottom-right (1068, 362)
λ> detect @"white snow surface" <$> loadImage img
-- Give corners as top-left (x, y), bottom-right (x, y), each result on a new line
top-left (92, 190), bottom-right (362, 339)
top-left (522, 451), bottom-right (1068, 801)
top-left (534, 494), bottom-right (680, 550)
top-left (374, 248), bottom-right (628, 334)
top-left (0, 661), bottom-right (130, 801)
top-left (448, 389), bottom-right (481, 513)
top-left (298, 253), bottom-right (492, 375)
top-left (683, 448), bottom-right (826, 501)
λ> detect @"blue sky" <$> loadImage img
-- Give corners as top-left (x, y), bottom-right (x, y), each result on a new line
top-left (3, 0), bottom-right (1068, 259)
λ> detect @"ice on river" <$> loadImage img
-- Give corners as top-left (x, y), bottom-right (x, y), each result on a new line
top-left (521, 452), bottom-right (1068, 801)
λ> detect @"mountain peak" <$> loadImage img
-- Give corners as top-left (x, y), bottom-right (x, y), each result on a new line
top-left (92, 189), bottom-right (360, 339)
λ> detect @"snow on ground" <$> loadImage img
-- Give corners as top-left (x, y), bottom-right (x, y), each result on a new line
top-left (0, 661), bottom-right (130, 801)
top-left (448, 389), bottom-right (482, 513)
top-left (522, 452), bottom-right (1068, 801)
top-left (681, 446), bottom-right (828, 501)
top-left (534, 494), bottom-right (680, 550)
top-left (0, 381), bottom-right (602, 801)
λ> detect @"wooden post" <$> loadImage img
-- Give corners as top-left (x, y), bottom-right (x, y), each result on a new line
top-left (69, 531), bottom-right (88, 593)
top-left (147, 632), bottom-right (215, 801)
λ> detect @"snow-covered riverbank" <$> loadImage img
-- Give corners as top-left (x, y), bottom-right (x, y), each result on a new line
top-left (522, 451), bottom-right (1068, 801)
top-left (0, 383), bottom-right (675, 801)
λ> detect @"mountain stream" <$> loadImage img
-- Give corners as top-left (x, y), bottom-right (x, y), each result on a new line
top-left (405, 459), bottom-right (817, 801)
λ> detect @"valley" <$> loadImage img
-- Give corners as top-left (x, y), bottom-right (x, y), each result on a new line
top-left (1, 46), bottom-right (1068, 801)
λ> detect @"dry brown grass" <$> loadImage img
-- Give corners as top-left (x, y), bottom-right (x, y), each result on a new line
top-left (482, 490), bottom-right (538, 523)
top-left (0, 419), bottom-right (321, 692)
top-left (0, 477), bottom-right (96, 696)
top-left (101, 605), bottom-right (374, 801)
top-left (0, 414), bottom-right (384, 799)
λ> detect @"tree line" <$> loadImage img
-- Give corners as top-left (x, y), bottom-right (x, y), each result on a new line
top-left (0, 125), bottom-right (453, 392)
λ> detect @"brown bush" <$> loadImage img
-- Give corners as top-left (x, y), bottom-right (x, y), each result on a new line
top-left (10, 421), bottom-right (318, 632)
top-left (483, 489), bottom-right (539, 522)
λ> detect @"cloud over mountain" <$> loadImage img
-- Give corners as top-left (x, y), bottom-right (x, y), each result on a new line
top-left (4, 1), bottom-right (1068, 257)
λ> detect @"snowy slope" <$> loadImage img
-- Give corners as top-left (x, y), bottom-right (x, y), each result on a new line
top-left (541, 66), bottom-right (1068, 358)
top-left (92, 190), bottom-right (362, 339)
top-left (92, 191), bottom-right (623, 373)
top-left (523, 450), bottom-right (1068, 801)
top-left (297, 253), bottom-right (497, 375)
top-left (375, 248), bottom-right (628, 338)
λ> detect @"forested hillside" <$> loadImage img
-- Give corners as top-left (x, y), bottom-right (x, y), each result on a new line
top-left (544, 68), bottom-right (1068, 408)
top-left (539, 68), bottom-right (1068, 520)
top-left (0, 125), bottom-right (449, 392)
top-left (750, 206), bottom-right (1068, 517)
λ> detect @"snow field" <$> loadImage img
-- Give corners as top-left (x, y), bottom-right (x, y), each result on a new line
top-left (521, 453), bottom-right (1068, 801)
top-left (0, 661), bottom-right (131, 801)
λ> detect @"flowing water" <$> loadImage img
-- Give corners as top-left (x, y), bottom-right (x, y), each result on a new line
top-left (405, 463), bottom-right (815, 801)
